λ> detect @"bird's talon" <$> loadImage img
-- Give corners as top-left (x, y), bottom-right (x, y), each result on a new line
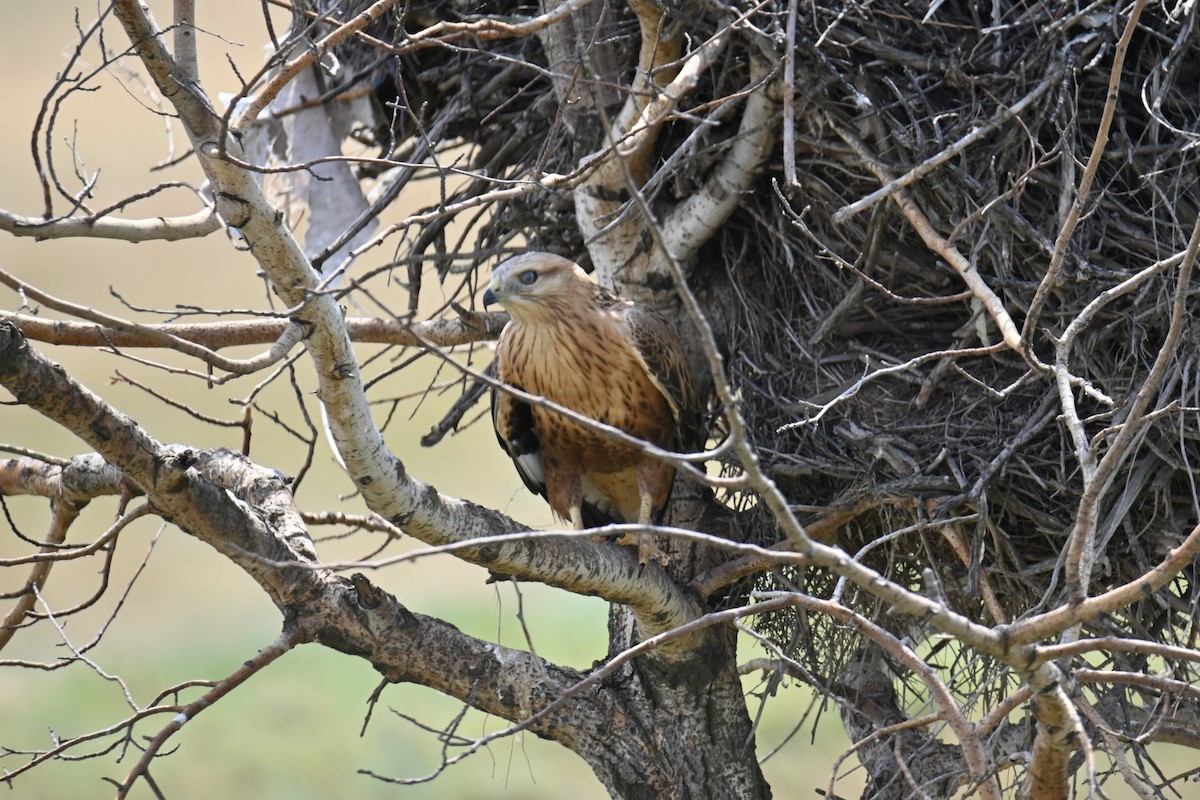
top-left (637, 537), bottom-right (669, 569)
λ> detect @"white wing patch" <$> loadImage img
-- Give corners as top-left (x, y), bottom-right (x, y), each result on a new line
top-left (515, 451), bottom-right (545, 486)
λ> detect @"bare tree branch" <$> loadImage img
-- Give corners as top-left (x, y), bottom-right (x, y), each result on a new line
top-left (2, 310), bottom-right (507, 351)
top-left (0, 206), bottom-right (219, 241)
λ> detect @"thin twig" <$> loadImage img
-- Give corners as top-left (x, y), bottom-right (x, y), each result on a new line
top-left (1022, 0), bottom-right (1148, 345)
top-left (115, 630), bottom-right (301, 798)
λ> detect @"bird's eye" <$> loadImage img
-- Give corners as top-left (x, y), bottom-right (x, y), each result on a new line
top-left (518, 270), bottom-right (538, 286)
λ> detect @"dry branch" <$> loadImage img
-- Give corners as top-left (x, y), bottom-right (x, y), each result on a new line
top-left (0, 206), bottom-right (219, 241)
top-left (2, 310), bottom-right (508, 350)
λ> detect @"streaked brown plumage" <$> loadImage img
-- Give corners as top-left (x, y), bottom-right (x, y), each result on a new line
top-left (483, 252), bottom-right (703, 564)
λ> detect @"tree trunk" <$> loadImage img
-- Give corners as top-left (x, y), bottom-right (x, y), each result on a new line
top-left (571, 490), bottom-right (769, 799)
top-left (585, 615), bottom-right (771, 799)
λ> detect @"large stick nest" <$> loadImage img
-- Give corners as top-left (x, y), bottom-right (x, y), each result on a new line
top-left (708, 0), bottom-right (1200, 651)
top-left (331, 0), bottom-right (1200, 670)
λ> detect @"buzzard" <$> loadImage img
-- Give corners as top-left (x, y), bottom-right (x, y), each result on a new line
top-left (483, 252), bottom-right (704, 566)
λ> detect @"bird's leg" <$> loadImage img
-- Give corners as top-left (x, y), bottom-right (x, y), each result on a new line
top-left (555, 470), bottom-right (588, 531)
top-left (634, 471), bottom-right (670, 568)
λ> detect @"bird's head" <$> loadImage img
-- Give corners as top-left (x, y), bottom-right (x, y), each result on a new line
top-left (482, 252), bottom-right (593, 323)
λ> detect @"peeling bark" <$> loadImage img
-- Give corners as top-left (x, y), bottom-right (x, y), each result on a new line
top-left (1018, 684), bottom-right (1079, 800)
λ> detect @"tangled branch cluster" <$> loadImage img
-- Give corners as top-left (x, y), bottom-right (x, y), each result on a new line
top-left (314, 0), bottom-right (1200, 747)
top-left (702, 0), bottom-right (1200, 771)
top-left (367, 0), bottom-right (1199, 681)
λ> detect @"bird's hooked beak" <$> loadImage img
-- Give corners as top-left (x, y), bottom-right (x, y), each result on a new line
top-left (482, 277), bottom-right (502, 308)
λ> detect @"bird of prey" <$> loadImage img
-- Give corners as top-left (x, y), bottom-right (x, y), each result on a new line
top-left (483, 252), bottom-right (704, 566)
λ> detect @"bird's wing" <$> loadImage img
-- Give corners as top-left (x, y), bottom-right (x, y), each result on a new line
top-left (620, 303), bottom-right (706, 451)
top-left (491, 370), bottom-right (546, 499)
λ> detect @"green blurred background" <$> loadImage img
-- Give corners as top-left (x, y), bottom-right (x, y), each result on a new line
top-left (0, 3), bottom-right (860, 798)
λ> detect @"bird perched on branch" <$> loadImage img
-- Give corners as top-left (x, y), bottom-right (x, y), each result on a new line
top-left (483, 252), bottom-right (704, 567)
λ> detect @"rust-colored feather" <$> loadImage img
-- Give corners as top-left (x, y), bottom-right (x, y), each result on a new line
top-left (485, 252), bottom-right (704, 535)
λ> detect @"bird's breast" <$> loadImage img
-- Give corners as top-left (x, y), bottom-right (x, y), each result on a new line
top-left (499, 319), bottom-right (674, 466)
